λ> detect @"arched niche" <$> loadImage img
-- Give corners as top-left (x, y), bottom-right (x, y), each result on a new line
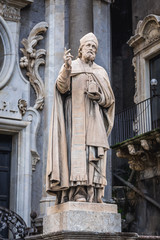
top-left (0, 16), bottom-right (16, 89)
top-left (0, 35), bottom-right (4, 72)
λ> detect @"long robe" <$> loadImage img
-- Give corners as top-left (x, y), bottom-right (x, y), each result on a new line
top-left (46, 58), bottom-right (115, 195)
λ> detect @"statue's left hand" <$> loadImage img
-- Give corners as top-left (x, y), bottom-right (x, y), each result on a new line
top-left (86, 91), bottom-right (101, 101)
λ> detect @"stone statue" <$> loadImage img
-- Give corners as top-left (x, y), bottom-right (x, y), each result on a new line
top-left (46, 33), bottom-right (115, 204)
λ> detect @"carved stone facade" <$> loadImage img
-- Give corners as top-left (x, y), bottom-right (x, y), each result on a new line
top-left (120, 14), bottom-right (160, 177)
top-left (0, 0), bottom-right (48, 228)
top-left (128, 14), bottom-right (160, 103)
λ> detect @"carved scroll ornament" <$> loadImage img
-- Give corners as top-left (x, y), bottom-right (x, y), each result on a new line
top-left (20, 22), bottom-right (48, 110)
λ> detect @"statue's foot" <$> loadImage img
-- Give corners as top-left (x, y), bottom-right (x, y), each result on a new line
top-left (74, 194), bottom-right (86, 202)
top-left (97, 189), bottom-right (103, 203)
top-left (97, 196), bottom-right (103, 203)
top-left (87, 186), bottom-right (94, 202)
top-left (73, 186), bottom-right (87, 202)
top-left (76, 197), bottom-right (86, 202)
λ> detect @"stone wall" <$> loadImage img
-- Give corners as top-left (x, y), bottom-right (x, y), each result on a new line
top-left (132, 0), bottom-right (160, 34)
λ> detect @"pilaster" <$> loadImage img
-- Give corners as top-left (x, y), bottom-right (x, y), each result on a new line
top-left (69, 0), bottom-right (93, 57)
top-left (93, 0), bottom-right (112, 201)
top-left (40, 0), bottom-right (66, 217)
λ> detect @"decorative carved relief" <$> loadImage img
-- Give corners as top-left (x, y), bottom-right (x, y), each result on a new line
top-left (3, 4), bottom-right (20, 22)
top-left (128, 15), bottom-right (160, 54)
top-left (31, 150), bottom-right (40, 171)
top-left (18, 99), bottom-right (27, 115)
top-left (128, 14), bottom-right (160, 104)
top-left (132, 57), bottom-right (138, 104)
top-left (0, 2), bottom-right (20, 22)
top-left (116, 131), bottom-right (160, 173)
top-left (20, 22), bottom-right (48, 110)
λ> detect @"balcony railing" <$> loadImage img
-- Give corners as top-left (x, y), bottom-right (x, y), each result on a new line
top-left (112, 95), bottom-right (160, 146)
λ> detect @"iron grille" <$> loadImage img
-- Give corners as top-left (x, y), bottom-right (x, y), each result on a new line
top-left (112, 96), bottom-right (160, 146)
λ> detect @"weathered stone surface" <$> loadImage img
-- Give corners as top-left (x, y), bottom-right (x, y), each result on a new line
top-left (47, 202), bottom-right (118, 214)
top-left (43, 202), bottom-right (121, 234)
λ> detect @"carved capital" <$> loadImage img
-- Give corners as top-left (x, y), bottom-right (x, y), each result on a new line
top-left (0, 0), bottom-right (33, 22)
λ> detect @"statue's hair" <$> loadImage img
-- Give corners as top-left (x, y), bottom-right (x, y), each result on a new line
top-left (78, 45), bottom-right (83, 58)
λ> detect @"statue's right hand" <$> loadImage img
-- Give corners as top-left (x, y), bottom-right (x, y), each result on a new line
top-left (64, 48), bottom-right (73, 69)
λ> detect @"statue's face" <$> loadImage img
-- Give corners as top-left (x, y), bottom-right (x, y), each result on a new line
top-left (81, 40), bottom-right (97, 62)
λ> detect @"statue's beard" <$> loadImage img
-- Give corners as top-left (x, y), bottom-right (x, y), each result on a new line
top-left (83, 52), bottom-right (95, 65)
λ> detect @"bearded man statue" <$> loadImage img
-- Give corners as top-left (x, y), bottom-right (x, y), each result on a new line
top-left (46, 32), bottom-right (115, 204)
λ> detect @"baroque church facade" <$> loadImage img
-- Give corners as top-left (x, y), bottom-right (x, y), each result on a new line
top-left (0, 0), bottom-right (160, 238)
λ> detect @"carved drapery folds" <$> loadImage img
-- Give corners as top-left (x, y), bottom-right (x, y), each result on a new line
top-left (128, 14), bottom-right (160, 103)
top-left (20, 22), bottom-right (48, 110)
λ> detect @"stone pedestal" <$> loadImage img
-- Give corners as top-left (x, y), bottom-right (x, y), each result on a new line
top-left (25, 231), bottom-right (139, 240)
top-left (43, 202), bottom-right (121, 234)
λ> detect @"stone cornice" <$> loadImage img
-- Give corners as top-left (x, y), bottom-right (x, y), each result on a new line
top-left (0, 0), bottom-right (33, 22)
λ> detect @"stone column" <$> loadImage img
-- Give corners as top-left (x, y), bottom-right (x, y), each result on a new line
top-left (93, 0), bottom-right (112, 201)
top-left (40, 0), bottom-right (66, 217)
top-left (69, 0), bottom-right (93, 57)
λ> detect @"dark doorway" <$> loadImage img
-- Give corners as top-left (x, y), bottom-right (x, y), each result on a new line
top-left (150, 54), bottom-right (160, 129)
top-left (150, 54), bottom-right (160, 96)
top-left (0, 134), bottom-right (12, 238)
top-left (0, 134), bottom-right (12, 208)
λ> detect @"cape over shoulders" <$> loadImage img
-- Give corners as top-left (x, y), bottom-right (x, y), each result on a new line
top-left (71, 58), bottom-right (107, 76)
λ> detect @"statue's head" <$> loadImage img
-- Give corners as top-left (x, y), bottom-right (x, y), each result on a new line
top-left (78, 32), bottom-right (98, 64)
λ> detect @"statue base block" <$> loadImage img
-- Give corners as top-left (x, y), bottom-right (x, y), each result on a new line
top-left (25, 232), bottom-right (138, 240)
top-left (43, 202), bottom-right (121, 234)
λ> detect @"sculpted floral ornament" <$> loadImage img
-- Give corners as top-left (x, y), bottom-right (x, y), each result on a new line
top-left (20, 21), bottom-right (48, 110)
